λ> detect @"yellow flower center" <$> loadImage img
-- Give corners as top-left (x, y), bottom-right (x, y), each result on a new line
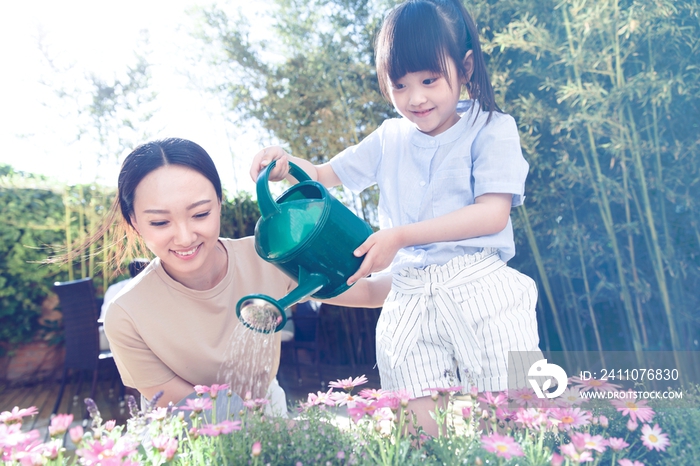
top-left (497, 444), bottom-right (508, 452)
top-left (562, 416), bottom-right (574, 424)
top-left (649, 434), bottom-right (658, 443)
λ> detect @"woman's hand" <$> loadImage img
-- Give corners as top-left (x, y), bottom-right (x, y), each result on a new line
top-left (347, 228), bottom-right (405, 285)
top-left (250, 146), bottom-right (290, 182)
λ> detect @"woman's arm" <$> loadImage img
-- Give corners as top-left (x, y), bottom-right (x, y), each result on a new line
top-left (140, 375), bottom-right (196, 408)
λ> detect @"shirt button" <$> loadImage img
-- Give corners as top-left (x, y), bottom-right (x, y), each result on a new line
top-left (419, 181), bottom-right (426, 187)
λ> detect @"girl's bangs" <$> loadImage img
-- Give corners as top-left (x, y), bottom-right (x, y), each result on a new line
top-left (385, 4), bottom-right (451, 84)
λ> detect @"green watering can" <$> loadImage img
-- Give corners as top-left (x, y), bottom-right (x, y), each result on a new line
top-left (236, 160), bottom-right (373, 333)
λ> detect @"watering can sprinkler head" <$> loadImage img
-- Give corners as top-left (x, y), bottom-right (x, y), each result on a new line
top-left (236, 295), bottom-right (287, 334)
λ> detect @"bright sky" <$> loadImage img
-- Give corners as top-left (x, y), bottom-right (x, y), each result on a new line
top-left (0, 0), bottom-right (271, 195)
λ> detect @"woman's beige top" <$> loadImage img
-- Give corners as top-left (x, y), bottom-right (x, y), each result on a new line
top-left (104, 237), bottom-right (295, 393)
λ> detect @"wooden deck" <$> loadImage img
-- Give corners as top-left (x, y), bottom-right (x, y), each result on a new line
top-left (0, 349), bottom-right (380, 437)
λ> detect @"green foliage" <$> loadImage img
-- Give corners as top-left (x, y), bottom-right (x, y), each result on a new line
top-left (0, 167), bottom-right (67, 353)
top-left (220, 191), bottom-right (261, 239)
top-left (482, 0), bottom-right (700, 358)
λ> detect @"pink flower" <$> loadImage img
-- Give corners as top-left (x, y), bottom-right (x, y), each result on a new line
top-left (329, 391), bottom-right (359, 407)
top-left (461, 406), bottom-right (472, 419)
top-left (0, 406), bottom-right (39, 424)
top-left (358, 388), bottom-right (387, 400)
top-left (551, 452), bottom-right (565, 466)
top-left (373, 394), bottom-right (400, 411)
top-left (198, 420), bottom-right (242, 437)
top-left (556, 387), bottom-right (587, 406)
top-left (480, 433), bottom-right (524, 460)
top-left (626, 419), bottom-right (638, 431)
top-left (209, 384), bottom-right (229, 398)
top-left (251, 441), bottom-right (262, 457)
top-left (48, 414), bottom-right (73, 436)
top-left (179, 397), bottom-right (212, 413)
top-left (346, 400), bottom-right (377, 423)
top-left (495, 407), bottom-right (515, 422)
top-left (76, 437), bottom-right (136, 465)
top-left (478, 391), bottom-right (509, 410)
top-left (641, 423), bottom-right (670, 452)
top-left (163, 438), bottom-right (178, 461)
top-left (611, 397), bottom-right (655, 423)
top-left (104, 420), bottom-right (117, 432)
top-left (571, 376), bottom-right (621, 392)
top-left (193, 385), bottom-right (210, 396)
top-left (0, 423), bottom-right (40, 449)
top-left (510, 387), bottom-right (539, 407)
top-left (607, 437), bottom-right (629, 451)
top-left (146, 407), bottom-right (169, 421)
top-left (423, 386), bottom-right (462, 397)
top-left (560, 442), bottom-right (594, 462)
top-left (69, 425), bottom-right (84, 445)
top-left (550, 407), bottom-right (592, 431)
top-left (243, 398), bottom-right (270, 410)
top-left (570, 432), bottom-right (607, 453)
top-left (328, 375), bottom-right (368, 392)
top-left (514, 407), bottom-right (548, 431)
top-left (304, 389), bottom-right (335, 408)
top-left (618, 460), bottom-right (644, 466)
top-left (598, 414), bottom-right (609, 428)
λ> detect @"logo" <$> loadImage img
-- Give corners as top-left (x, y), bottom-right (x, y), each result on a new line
top-left (528, 359), bottom-right (568, 399)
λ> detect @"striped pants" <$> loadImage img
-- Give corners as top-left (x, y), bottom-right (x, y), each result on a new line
top-left (376, 249), bottom-right (541, 398)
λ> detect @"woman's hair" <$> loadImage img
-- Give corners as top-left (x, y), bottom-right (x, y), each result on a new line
top-left (117, 138), bottom-right (223, 227)
top-left (375, 0), bottom-right (501, 118)
top-left (53, 138), bottom-right (223, 272)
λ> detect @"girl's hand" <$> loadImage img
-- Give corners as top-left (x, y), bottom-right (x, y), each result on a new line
top-left (250, 146), bottom-right (290, 182)
top-left (347, 229), bottom-right (404, 285)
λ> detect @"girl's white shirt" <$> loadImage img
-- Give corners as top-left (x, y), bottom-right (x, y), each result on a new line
top-left (330, 100), bottom-right (529, 272)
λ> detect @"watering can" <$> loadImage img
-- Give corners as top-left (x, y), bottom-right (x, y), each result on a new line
top-left (236, 160), bottom-right (373, 333)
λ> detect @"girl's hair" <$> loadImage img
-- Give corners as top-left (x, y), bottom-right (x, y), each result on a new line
top-left (53, 138), bottom-right (223, 272)
top-left (375, 0), bottom-right (501, 118)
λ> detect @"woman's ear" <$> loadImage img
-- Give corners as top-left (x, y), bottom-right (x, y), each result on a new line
top-left (462, 50), bottom-right (475, 84)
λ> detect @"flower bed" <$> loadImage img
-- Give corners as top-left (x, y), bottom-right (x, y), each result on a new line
top-left (1, 376), bottom-right (699, 465)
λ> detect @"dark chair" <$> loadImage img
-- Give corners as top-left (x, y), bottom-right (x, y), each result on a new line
top-left (283, 302), bottom-right (323, 387)
top-left (52, 277), bottom-right (119, 416)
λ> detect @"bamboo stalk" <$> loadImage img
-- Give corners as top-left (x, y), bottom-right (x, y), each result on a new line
top-left (562, 5), bottom-right (644, 359)
top-left (571, 202), bottom-right (606, 368)
top-left (78, 185), bottom-right (86, 279)
top-left (618, 114), bottom-right (648, 347)
top-left (624, 106), bottom-right (681, 350)
top-left (63, 192), bottom-right (73, 282)
top-left (518, 205), bottom-right (571, 364)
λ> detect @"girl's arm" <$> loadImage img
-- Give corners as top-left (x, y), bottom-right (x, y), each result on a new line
top-left (317, 273), bottom-right (392, 308)
top-left (347, 192), bottom-right (513, 284)
top-left (249, 146), bottom-right (341, 188)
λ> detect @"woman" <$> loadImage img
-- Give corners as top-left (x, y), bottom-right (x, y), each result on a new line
top-left (98, 138), bottom-right (296, 413)
top-left (79, 137), bottom-right (387, 416)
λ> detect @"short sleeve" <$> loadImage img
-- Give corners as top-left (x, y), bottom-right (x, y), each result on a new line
top-left (329, 124), bottom-right (384, 193)
top-left (471, 114), bottom-right (529, 207)
top-left (104, 302), bottom-right (176, 389)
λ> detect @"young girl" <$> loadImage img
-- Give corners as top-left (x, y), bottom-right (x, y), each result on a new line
top-left (251, 0), bottom-right (541, 433)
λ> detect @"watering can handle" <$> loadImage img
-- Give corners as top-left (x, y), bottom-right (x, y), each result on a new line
top-left (256, 159), bottom-right (314, 218)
